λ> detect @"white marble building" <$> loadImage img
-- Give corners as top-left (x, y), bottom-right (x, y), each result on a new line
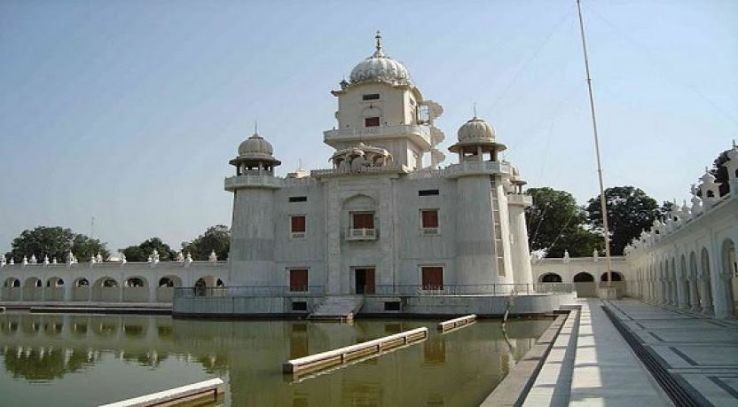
top-left (224, 33), bottom-right (534, 297)
top-left (623, 142), bottom-right (738, 319)
top-left (0, 34), bottom-right (578, 316)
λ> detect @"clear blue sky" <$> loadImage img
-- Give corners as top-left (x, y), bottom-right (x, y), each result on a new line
top-left (1, 0), bottom-right (736, 254)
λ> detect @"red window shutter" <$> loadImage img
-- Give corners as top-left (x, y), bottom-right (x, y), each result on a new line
top-left (364, 117), bottom-right (380, 127)
top-left (290, 269), bottom-right (308, 292)
top-left (422, 267), bottom-right (443, 290)
top-left (421, 210), bottom-right (438, 228)
top-left (291, 216), bottom-right (306, 233)
top-left (353, 213), bottom-right (374, 229)
top-left (366, 268), bottom-right (375, 294)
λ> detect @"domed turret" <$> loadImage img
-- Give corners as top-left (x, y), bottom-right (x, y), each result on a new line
top-left (449, 116), bottom-right (506, 161)
top-left (238, 133), bottom-right (275, 160)
top-left (229, 131), bottom-right (281, 175)
top-left (348, 32), bottom-right (412, 87)
top-left (457, 117), bottom-right (496, 143)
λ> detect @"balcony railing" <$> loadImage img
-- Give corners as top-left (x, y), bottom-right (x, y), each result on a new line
top-left (174, 283), bottom-right (575, 299)
top-left (347, 228), bottom-right (377, 241)
top-left (224, 175), bottom-right (282, 191)
top-left (174, 285), bottom-right (326, 299)
top-left (323, 124), bottom-right (432, 147)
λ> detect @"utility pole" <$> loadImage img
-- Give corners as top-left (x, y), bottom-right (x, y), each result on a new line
top-left (576, 0), bottom-right (614, 287)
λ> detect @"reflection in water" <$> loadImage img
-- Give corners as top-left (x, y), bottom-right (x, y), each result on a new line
top-left (0, 313), bottom-right (551, 407)
top-left (2, 346), bottom-right (95, 382)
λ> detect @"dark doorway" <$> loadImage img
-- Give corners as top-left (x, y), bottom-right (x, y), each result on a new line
top-left (573, 272), bottom-right (594, 282)
top-left (601, 272), bottom-right (623, 282)
top-left (541, 273), bottom-right (562, 283)
top-left (355, 268), bottom-right (375, 294)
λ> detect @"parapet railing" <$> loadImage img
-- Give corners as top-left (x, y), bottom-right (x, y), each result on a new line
top-left (173, 283), bottom-right (575, 299)
top-left (366, 283), bottom-right (575, 296)
top-left (173, 285), bottom-right (326, 299)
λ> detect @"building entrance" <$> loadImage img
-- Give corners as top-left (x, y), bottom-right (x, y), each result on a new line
top-left (355, 268), bottom-right (375, 294)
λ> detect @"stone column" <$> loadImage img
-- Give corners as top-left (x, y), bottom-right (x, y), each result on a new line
top-left (63, 284), bottom-right (72, 302)
top-left (677, 276), bottom-right (688, 309)
top-left (148, 284), bottom-right (158, 304)
top-left (700, 274), bottom-right (714, 315)
top-left (710, 241), bottom-right (731, 319)
top-left (689, 276), bottom-right (700, 312)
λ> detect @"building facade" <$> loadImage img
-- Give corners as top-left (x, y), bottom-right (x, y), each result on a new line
top-left (225, 33), bottom-right (534, 297)
top-left (624, 142), bottom-right (738, 319)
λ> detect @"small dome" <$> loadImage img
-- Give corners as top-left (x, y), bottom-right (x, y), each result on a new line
top-left (448, 115), bottom-right (506, 154)
top-left (728, 145), bottom-right (738, 160)
top-left (457, 117), bottom-right (495, 143)
top-left (349, 32), bottom-right (412, 86)
top-left (238, 133), bottom-right (274, 160)
top-left (699, 170), bottom-right (716, 183)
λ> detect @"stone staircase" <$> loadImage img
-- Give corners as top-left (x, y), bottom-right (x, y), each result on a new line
top-left (309, 296), bottom-right (364, 321)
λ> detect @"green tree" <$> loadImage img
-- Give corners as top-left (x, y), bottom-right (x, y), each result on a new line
top-left (71, 235), bottom-right (110, 262)
top-left (5, 226), bottom-right (109, 263)
top-left (121, 237), bottom-right (176, 262)
top-left (707, 148), bottom-right (731, 197)
top-left (6, 226), bottom-right (74, 263)
top-left (525, 187), bottom-right (602, 257)
top-left (586, 186), bottom-right (660, 256)
top-left (181, 225), bottom-right (230, 261)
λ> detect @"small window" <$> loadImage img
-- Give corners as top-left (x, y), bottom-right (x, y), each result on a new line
top-left (362, 93), bottom-right (380, 101)
top-left (289, 269), bottom-right (308, 292)
top-left (384, 301), bottom-right (401, 311)
top-left (421, 209), bottom-right (439, 229)
top-left (291, 301), bottom-right (307, 311)
top-left (289, 196), bottom-right (307, 202)
top-left (352, 212), bottom-right (374, 230)
top-left (422, 267), bottom-right (443, 290)
top-left (290, 215), bottom-right (306, 237)
top-left (418, 189), bottom-right (439, 196)
top-left (364, 117), bottom-right (380, 127)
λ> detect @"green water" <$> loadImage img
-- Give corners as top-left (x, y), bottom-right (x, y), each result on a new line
top-left (0, 313), bottom-right (551, 407)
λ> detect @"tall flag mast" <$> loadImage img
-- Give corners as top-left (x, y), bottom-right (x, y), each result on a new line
top-left (575, 0), bottom-right (614, 287)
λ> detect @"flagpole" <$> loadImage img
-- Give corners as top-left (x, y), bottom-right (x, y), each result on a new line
top-left (576, 0), bottom-right (613, 287)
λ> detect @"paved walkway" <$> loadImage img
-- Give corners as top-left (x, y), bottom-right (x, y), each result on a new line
top-left (526, 298), bottom-right (671, 406)
top-left (607, 299), bottom-right (738, 407)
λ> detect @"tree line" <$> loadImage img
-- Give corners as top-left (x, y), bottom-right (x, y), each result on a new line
top-left (4, 225), bottom-right (230, 263)
top-left (525, 186), bottom-right (671, 258)
top-left (526, 147), bottom-right (731, 258)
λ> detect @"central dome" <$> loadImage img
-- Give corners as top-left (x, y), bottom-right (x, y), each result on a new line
top-left (349, 32), bottom-right (412, 86)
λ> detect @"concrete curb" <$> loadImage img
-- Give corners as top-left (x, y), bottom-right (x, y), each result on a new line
top-left (481, 309), bottom-right (577, 406)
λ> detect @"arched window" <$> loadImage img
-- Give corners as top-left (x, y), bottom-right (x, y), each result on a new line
top-left (573, 272), bottom-right (594, 282)
top-left (541, 273), bottom-right (562, 283)
top-left (601, 272), bottom-right (623, 282)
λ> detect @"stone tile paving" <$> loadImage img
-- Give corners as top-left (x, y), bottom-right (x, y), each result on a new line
top-left (607, 299), bottom-right (738, 407)
top-left (526, 299), bottom-right (670, 407)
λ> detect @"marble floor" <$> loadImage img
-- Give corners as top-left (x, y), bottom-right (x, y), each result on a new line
top-left (526, 299), bottom-right (671, 406)
top-left (606, 299), bottom-right (738, 407)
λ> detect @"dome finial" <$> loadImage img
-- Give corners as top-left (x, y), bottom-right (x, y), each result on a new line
top-left (254, 120), bottom-right (258, 136)
top-left (473, 102), bottom-right (478, 119)
top-left (373, 30), bottom-right (384, 57)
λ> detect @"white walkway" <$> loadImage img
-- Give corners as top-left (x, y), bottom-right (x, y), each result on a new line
top-left (525, 298), bottom-right (671, 406)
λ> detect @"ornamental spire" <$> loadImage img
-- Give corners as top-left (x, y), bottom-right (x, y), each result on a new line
top-left (373, 31), bottom-right (384, 57)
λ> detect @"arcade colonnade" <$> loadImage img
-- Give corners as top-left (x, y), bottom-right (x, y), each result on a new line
top-left (531, 255), bottom-right (629, 298)
top-left (625, 143), bottom-right (738, 319)
top-left (0, 262), bottom-right (228, 304)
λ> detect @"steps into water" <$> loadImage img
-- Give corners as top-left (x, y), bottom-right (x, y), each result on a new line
top-left (309, 296), bottom-right (364, 321)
